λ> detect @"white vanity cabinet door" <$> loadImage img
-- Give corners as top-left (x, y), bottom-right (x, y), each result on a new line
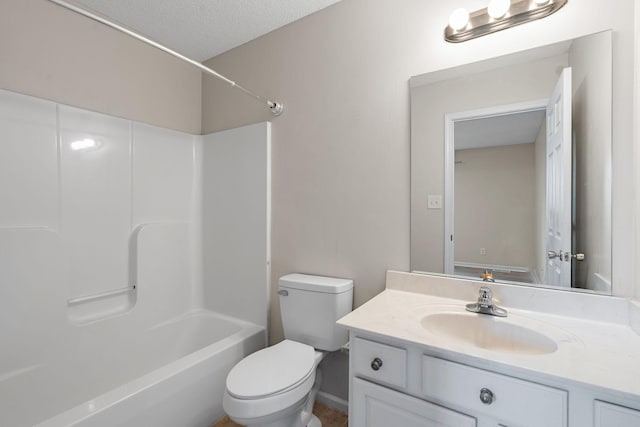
top-left (352, 378), bottom-right (476, 427)
top-left (594, 401), bottom-right (640, 427)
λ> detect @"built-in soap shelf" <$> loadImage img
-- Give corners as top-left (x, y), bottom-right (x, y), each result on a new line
top-left (66, 222), bottom-right (190, 325)
top-left (66, 224), bottom-right (149, 324)
top-left (67, 284), bottom-right (137, 324)
top-left (67, 284), bottom-right (136, 306)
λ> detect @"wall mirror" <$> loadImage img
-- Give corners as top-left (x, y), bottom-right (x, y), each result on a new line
top-left (410, 30), bottom-right (612, 294)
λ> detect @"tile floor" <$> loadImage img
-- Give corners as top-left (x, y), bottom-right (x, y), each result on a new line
top-left (211, 402), bottom-right (348, 427)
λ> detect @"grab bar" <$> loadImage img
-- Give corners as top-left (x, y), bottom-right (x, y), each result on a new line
top-left (67, 284), bottom-right (136, 306)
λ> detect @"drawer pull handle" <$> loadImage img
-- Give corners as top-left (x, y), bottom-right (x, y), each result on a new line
top-left (370, 357), bottom-right (383, 371)
top-left (479, 387), bottom-right (495, 405)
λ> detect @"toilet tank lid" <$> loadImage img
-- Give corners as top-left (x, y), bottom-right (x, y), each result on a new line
top-left (279, 273), bottom-right (353, 294)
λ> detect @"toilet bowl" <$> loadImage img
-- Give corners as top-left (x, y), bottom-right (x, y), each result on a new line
top-left (222, 274), bottom-right (353, 427)
top-left (223, 340), bottom-right (325, 427)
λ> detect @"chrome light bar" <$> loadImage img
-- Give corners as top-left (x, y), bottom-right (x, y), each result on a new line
top-left (445, 0), bottom-right (568, 43)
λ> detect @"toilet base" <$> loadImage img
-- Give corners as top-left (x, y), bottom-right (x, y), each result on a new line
top-left (307, 414), bottom-right (321, 427)
top-left (230, 395), bottom-right (308, 427)
top-left (235, 410), bottom-right (322, 427)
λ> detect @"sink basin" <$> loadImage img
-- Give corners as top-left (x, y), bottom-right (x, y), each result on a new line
top-left (421, 312), bottom-right (558, 355)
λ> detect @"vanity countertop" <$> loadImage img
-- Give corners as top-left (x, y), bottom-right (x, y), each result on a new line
top-left (337, 271), bottom-right (640, 401)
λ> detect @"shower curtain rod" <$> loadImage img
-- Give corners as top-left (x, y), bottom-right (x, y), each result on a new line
top-left (47, 0), bottom-right (284, 116)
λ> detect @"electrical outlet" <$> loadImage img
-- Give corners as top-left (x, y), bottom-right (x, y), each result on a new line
top-left (480, 247), bottom-right (487, 255)
top-left (427, 195), bottom-right (442, 209)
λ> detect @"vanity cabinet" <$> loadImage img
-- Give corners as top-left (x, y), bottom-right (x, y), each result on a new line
top-left (350, 336), bottom-right (566, 427)
top-left (351, 337), bottom-right (476, 426)
top-left (348, 334), bottom-right (640, 427)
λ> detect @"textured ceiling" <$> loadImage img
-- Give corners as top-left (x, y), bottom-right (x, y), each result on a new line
top-left (70, 0), bottom-right (342, 61)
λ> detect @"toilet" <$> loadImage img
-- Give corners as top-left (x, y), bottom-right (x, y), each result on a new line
top-left (223, 273), bottom-right (353, 427)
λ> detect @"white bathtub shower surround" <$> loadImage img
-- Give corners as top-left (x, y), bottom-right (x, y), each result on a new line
top-left (2, 310), bottom-right (263, 427)
top-left (0, 88), bottom-right (203, 323)
top-left (0, 224), bottom-right (267, 427)
top-left (0, 89), bottom-right (272, 426)
top-left (0, 90), bottom-right (58, 228)
top-left (202, 122), bottom-right (272, 331)
top-left (31, 311), bottom-right (264, 427)
top-left (59, 105), bottom-right (133, 305)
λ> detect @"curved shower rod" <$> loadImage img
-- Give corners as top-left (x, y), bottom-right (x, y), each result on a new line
top-left (47, 0), bottom-right (284, 116)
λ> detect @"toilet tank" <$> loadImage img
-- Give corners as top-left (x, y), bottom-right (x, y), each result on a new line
top-left (279, 273), bottom-right (353, 351)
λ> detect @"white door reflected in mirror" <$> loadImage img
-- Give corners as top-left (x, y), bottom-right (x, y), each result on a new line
top-left (545, 67), bottom-right (572, 287)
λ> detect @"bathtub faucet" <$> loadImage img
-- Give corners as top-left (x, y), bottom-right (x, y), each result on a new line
top-left (465, 286), bottom-right (507, 317)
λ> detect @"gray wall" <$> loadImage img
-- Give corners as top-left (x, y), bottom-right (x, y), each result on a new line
top-left (454, 143), bottom-right (536, 269)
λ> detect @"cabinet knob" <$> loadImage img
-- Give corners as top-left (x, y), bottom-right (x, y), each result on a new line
top-left (370, 357), bottom-right (383, 371)
top-left (479, 387), bottom-right (495, 405)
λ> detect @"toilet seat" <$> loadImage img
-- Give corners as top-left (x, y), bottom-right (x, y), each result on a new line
top-left (226, 340), bottom-right (316, 400)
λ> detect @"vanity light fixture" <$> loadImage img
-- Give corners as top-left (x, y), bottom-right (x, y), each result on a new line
top-left (445, 0), bottom-right (567, 43)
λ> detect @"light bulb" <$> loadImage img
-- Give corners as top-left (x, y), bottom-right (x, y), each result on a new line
top-left (488, 0), bottom-right (511, 19)
top-left (448, 8), bottom-right (470, 31)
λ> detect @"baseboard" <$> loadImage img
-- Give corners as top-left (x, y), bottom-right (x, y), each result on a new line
top-left (316, 391), bottom-right (348, 414)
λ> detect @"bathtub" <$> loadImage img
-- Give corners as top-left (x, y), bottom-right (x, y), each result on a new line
top-left (1, 310), bottom-right (264, 427)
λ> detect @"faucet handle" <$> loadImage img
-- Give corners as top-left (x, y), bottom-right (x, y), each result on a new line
top-left (478, 286), bottom-right (493, 305)
top-left (479, 286), bottom-right (492, 297)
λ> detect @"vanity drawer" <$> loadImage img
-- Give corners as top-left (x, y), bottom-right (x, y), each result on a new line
top-left (352, 337), bottom-right (407, 389)
top-left (594, 401), bottom-right (640, 427)
top-left (422, 356), bottom-right (567, 427)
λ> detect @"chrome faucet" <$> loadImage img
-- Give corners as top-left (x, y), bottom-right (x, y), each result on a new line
top-left (465, 286), bottom-right (507, 317)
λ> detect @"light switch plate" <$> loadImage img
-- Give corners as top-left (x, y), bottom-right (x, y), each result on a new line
top-left (427, 195), bottom-right (442, 209)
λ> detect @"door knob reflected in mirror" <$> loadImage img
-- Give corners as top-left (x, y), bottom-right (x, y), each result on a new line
top-left (547, 250), bottom-right (563, 260)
